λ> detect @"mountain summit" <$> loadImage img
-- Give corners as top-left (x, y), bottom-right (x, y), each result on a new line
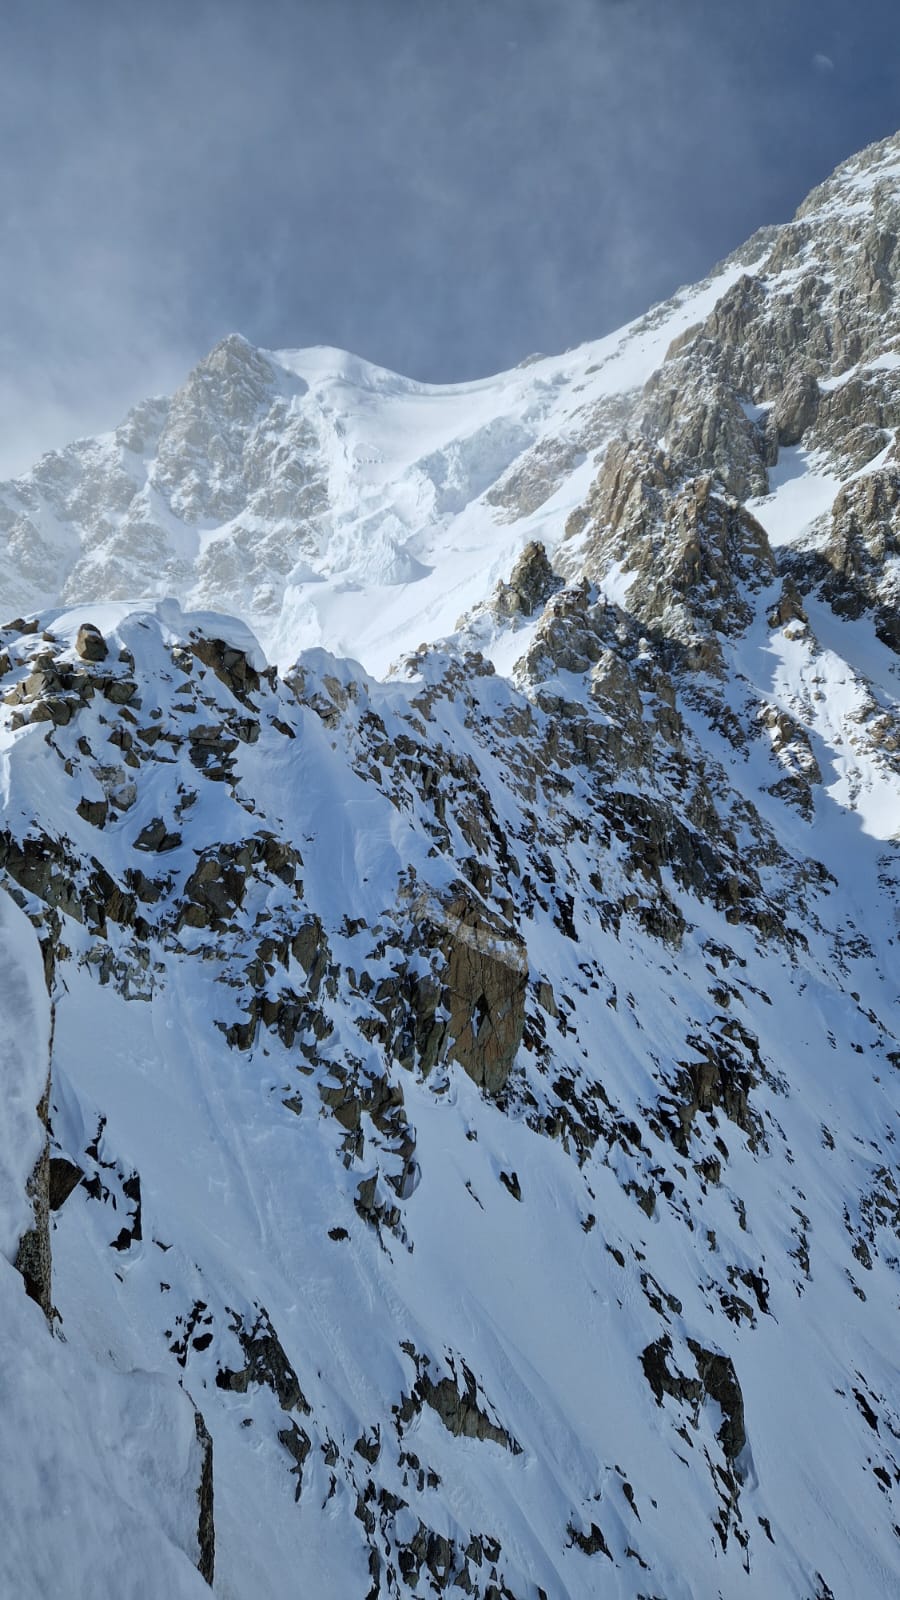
top-left (1, 133), bottom-right (900, 1598)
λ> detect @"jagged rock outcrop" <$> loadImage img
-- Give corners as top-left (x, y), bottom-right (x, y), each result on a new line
top-left (641, 365), bottom-right (770, 500)
top-left (397, 1348), bottom-right (521, 1455)
top-left (641, 1333), bottom-right (747, 1469)
top-left (566, 438), bottom-right (776, 668)
top-left (216, 1308), bottom-right (309, 1414)
top-left (490, 539), bottom-right (561, 620)
top-left (13, 1066), bottom-right (52, 1318)
top-left (192, 1411), bottom-right (215, 1586)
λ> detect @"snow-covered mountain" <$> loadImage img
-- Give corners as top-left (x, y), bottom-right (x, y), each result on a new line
top-left (2, 132), bottom-right (900, 1599)
top-left (0, 250), bottom-right (761, 676)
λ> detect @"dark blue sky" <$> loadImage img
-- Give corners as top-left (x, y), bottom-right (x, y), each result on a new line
top-left (1, 0), bottom-right (899, 472)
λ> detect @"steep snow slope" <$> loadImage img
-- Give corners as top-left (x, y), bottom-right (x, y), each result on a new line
top-left (1, 132), bottom-right (900, 1600)
top-left (0, 890), bottom-right (212, 1599)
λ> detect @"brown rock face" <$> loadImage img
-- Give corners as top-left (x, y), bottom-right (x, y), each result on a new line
top-left (445, 931), bottom-right (526, 1096)
top-left (767, 576), bottom-right (808, 628)
top-left (417, 1368), bottom-right (520, 1452)
top-left (397, 1348), bottom-right (521, 1454)
top-left (134, 817), bottom-right (182, 853)
top-left (772, 369), bottom-right (820, 446)
top-left (574, 439), bottom-right (776, 662)
top-left (403, 888), bottom-right (528, 1097)
top-left (48, 1156), bottom-right (84, 1211)
top-left (189, 634), bottom-right (261, 704)
top-left (641, 368), bottom-right (769, 499)
top-left (437, 892), bottom-right (527, 1096)
top-left (491, 540), bottom-right (561, 620)
top-left (687, 1341), bottom-right (747, 1466)
top-left (662, 478), bottom-right (776, 626)
top-left (75, 623), bottom-right (109, 662)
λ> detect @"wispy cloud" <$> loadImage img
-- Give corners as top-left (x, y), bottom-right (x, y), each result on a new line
top-left (0, 0), bottom-right (894, 475)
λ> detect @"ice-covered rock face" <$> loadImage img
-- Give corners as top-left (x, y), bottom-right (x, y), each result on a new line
top-left (2, 133), bottom-right (900, 1599)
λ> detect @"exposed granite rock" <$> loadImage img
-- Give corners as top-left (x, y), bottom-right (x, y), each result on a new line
top-left (413, 889), bottom-right (528, 1096)
top-left (641, 365), bottom-right (769, 500)
top-left (566, 1518), bottom-right (613, 1560)
top-left (76, 795), bottom-right (109, 828)
top-left (189, 634), bottom-right (261, 704)
top-left (772, 369), bottom-right (820, 446)
top-left (687, 1340), bottom-right (747, 1466)
top-left (397, 1349), bottom-right (521, 1455)
top-left (767, 576), bottom-right (808, 629)
top-left (491, 540), bottom-right (562, 620)
top-left (181, 844), bottom-right (251, 928)
top-left (48, 1155), bottom-right (84, 1211)
top-left (216, 1307), bottom-right (309, 1413)
top-left (484, 436), bottom-right (582, 521)
top-left (641, 1333), bottom-right (746, 1469)
top-left (277, 1419), bottom-right (312, 1501)
top-left (134, 817), bottom-right (182, 853)
top-left (666, 1017), bottom-right (767, 1156)
top-left (75, 622), bottom-right (109, 663)
top-left (568, 437), bottom-right (776, 669)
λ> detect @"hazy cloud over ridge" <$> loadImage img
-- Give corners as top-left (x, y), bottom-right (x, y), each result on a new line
top-left (1, 0), bottom-right (898, 474)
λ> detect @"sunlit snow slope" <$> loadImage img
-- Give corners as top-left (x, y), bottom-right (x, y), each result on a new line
top-left (0, 257), bottom-right (758, 676)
